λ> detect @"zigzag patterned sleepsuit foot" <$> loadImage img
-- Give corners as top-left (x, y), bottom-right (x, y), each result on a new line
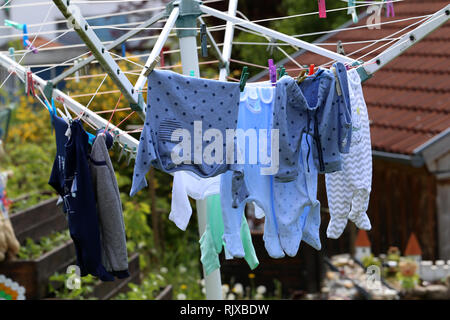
top-left (325, 68), bottom-right (373, 239)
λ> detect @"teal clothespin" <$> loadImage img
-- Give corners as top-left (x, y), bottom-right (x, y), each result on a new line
top-left (239, 66), bottom-right (249, 92)
top-left (4, 19), bottom-right (23, 31)
top-left (8, 47), bottom-right (15, 62)
top-left (189, 70), bottom-right (195, 77)
top-left (347, 0), bottom-right (358, 23)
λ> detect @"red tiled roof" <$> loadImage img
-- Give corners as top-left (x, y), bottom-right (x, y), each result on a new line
top-left (254, 0), bottom-right (450, 155)
top-left (405, 233), bottom-right (422, 256)
top-left (355, 230), bottom-right (371, 247)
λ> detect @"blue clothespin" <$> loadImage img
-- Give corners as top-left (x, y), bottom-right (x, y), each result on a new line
top-left (121, 43), bottom-right (126, 57)
top-left (22, 24), bottom-right (29, 48)
top-left (200, 24), bottom-right (208, 58)
top-left (86, 132), bottom-right (95, 146)
top-left (347, 0), bottom-right (358, 23)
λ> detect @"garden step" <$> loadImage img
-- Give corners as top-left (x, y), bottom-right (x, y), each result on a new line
top-left (10, 197), bottom-right (68, 244)
top-left (0, 240), bottom-right (76, 300)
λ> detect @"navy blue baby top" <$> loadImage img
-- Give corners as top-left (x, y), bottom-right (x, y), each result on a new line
top-left (64, 120), bottom-right (114, 281)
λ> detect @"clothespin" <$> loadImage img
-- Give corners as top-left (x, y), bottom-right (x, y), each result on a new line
top-left (296, 69), bottom-right (308, 84)
top-left (21, 24), bottom-right (38, 54)
top-left (200, 24), bottom-right (208, 58)
top-left (4, 19), bottom-right (23, 31)
top-left (268, 59), bottom-right (276, 86)
top-left (347, 0), bottom-right (358, 24)
top-left (118, 144), bottom-right (128, 162)
top-left (239, 66), bottom-right (249, 92)
top-left (44, 81), bottom-right (54, 103)
top-left (384, 0), bottom-right (395, 18)
top-left (144, 55), bottom-right (160, 77)
top-left (25, 68), bottom-right (35, 97)
top-left (337, 40), bottom-right (346, 56)
top-left (8, 47), bottom-right (15, 62)
top-left (121, 43), bottom-right (126, 58)
top-left (266, 37), bottom-right (277, 56)
top-left (190, 70), bottom-right (195, 77)
top-left (277, 65), bottom-right (286, 79)
top-left (159, 48), bottom-right (165, 68)
top-left (308, 64), bottom-right (315, 76)
top-left (318, 0), bottom-right (327, 19)
top-left (127, 147), bottom-right (137, 166)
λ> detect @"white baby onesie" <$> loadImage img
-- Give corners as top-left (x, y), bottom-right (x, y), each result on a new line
top-left (325, 68), bottom-right (372, 239)
top-left (169, 171), bottom-right (221, 231)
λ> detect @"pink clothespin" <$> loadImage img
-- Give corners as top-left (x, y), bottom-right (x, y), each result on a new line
top-left (318, 0), bottom-right (327, 18)
top-left (385, 0), bottom-right (395, 18)
top-left (268, 59), bottom-right (277, 86)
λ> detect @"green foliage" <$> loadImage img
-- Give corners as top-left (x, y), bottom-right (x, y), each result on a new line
top-left (17, 230), bottom-right (71, 260)
top-left (48, 272), bottom-right (97, 300)
top-left (114, 272), bottom-right (167, 300)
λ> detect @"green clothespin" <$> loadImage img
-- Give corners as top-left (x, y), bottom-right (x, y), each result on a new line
top-left (239, 66), bottom-right (249, 92)
top-left (189, 70), bottom-right (195, 77)
top-left (278, 66), bottom-right (286, 79)
top-left (43, 81), bottom-right (54, 103)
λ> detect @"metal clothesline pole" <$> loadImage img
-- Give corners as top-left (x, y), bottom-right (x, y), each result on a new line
top-left (134, 7), bottom-right (180, 92)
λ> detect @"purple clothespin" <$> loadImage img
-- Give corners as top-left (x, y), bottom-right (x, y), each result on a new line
top-left (25, 39), bottom-right (38, 54)
top-left (268, 59), bottom-right (276, 86)
top-left (385, 0), bottom-right (395, 17)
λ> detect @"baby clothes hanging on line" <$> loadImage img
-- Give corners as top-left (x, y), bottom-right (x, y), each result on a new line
top-left (63, 120), bottom-right (115, 281)
top-left (325, 68), bottom-right (372, 239)
top-left (169, 172), bottom-right (220, 231)
top-left (130, 69), bottom-right (242, 197)
top-left (272, 133), bottom-right (321, 256)
top-left (221, 85), bottom-right (285, 259)
top-left (199, 194), bottom-right (258, 276)
top-left (298, 62), bottom-right (352, 174)
top-left (89, 133), bottom-right (129, 278)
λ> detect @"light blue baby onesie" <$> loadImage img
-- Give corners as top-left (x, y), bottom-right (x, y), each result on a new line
top-left (221, 85), bottom-right (285, 259)
top-left (298, 62), bottom-right (352, 173)
top-left (273, 133), bottom-right (321, 256)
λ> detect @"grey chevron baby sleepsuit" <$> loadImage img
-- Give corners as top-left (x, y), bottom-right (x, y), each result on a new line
top-left (325, 68), bottom-right (372, 239)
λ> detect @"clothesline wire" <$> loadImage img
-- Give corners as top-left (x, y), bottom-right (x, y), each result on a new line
top-left (0, 0), bottom-right (222, 10)
top-left (353, 12), bottom-right (445, 64)
top-left (1, 0), bottom-right (409, 47)
top-left (76, 73), bottom-right (108, 120)
top-left (0, 3), bottom-right (55, 90)
top-left (341, 13), bottom-right (435, 67)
